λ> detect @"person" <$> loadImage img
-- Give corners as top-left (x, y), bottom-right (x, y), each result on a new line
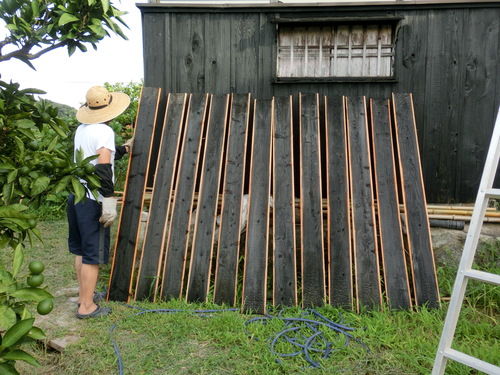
top-left (68, 86), bottom-right (133, 319)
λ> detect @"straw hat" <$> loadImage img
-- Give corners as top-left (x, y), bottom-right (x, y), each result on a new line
top-left (76, 86), bottom-right (130, 124)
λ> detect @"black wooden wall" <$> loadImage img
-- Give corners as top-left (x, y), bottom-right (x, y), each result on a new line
top-left (139, 1), bottom-right (500, 203)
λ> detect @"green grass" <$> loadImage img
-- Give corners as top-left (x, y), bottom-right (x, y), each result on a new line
top-left (4, 220), bottom-right (499, 374)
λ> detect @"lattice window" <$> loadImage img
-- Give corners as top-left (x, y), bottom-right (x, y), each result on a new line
top-left (277, 24), bottom-right (395, 79)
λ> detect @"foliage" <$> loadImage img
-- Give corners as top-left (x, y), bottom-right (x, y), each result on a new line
top-left (0, 245), bottom-right (53, 374)
top-left (0, 80), bottom-right (100, 249)
top-left (0, 0), bottom-right (128, 69)
top-left (0, 1), bottom-right (130, 372)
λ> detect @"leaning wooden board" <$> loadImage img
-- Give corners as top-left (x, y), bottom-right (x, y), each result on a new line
top-left (186, 94), bottom-right (229, 302)
top-left (213, 94), bottom-right (251, 306)
top-left (325, 95), bottom-right (352, 309)
top-left (272, 95), bottom-right (297, 307)
top-left (370, 98), bottom-right (412, 310)
top-left (108, 87), bottom-right (161, 302)
top-left (346, 96), bottom-right (382, 311)
top-left (160, 94), bottom-right (208, 301)
top-left (299, 93), bottom-right (326, 308)
top-left (134, 93), bottom-right (187, 301)
top-left (241, 98), bottom-right (273, 314)
top-left (392, 93), bottom-right (440, 308)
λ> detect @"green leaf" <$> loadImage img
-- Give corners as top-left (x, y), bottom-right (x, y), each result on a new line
top-left (46, 135), bottom-right (59, 152)
top-left (0, 362), bottom-right (18, 375)
top-left (0, 306), bottom-right (17, 332)
top-left (10, 288), bottom-right (53, 302)
top-left (3, 182), bottom-right (14, 204)
top-left (76, 147), bottom-right (84, 164)
top-left (71, 177), bottom-right (86, 203)
top-left (1, 318), bottom-right (34, 348)
top-left (49, 121), bottom-right (68, 138)
top-left (6, 168), bottom-right (18, 184)
top-left (58, 13), bottom-right (80, 26)
top-left (101, 0), bottom-right (110, 13)
top-left (54, 175), bottom-right (71, 193)
top-left (12, 243), bottom-right (24, 278)
top-left (31, 176), bottom-right (50, 196)
top-left (2, 350), bottom-right (41, 367)
top-left (12, 118), bottom-right (36, 129)
top-left (28, 326), bottom-right (46, 340)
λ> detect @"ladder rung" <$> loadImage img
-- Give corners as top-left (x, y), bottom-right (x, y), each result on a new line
top-left (464, 269), bottom-right (500, 285)
top-left (484, 188), bottom-right (500, 198)
top-left (444, 348), bottom-right (500, 375)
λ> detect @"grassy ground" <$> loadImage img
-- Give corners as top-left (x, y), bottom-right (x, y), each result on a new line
top-left (4, 220), bottom-right (499, 374)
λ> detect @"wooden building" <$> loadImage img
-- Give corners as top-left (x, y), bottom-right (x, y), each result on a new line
top-left (138, 0), bottom-right (500, 203)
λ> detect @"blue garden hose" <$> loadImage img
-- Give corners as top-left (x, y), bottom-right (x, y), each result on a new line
top-left (109, 304), bottom-right (368, 374)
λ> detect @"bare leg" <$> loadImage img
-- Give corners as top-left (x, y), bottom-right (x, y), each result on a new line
top-left (75, 256), bottom-right (82, 300)
top-left (76, 263), bottom-right (99, 315)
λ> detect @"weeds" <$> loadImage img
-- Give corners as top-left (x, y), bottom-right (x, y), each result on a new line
top-left (6, 221), bottom-right (500, 374)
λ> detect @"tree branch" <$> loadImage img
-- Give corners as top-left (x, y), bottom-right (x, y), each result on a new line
top-left (0, 40), bottom-right (69, 63)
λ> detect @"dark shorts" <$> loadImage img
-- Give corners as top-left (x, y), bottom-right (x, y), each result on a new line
top-left (67, 194), bottom-right (110, 264)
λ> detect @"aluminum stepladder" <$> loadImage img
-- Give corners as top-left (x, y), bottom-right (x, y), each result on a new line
top-left (432, 106), bottom-right (500, 375)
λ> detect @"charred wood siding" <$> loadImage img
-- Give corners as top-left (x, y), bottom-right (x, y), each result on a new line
top-left (140, 2), bottom-right (500, 203)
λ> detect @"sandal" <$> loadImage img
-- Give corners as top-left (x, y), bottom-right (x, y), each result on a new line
top-left (77, 290), bottom-right (108, 307)
top-left (76, 305), bottom-right (111, 319)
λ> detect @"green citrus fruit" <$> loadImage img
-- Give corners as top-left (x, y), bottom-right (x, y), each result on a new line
top-left (41, 113), bottom-right (51, 123)
top-left (42, 161), bottom-right (53, 172)
top-left (29, 260), bottom-right (45, 275)
top-left (52, 159), bottom-right (66, 168)
top-left (84, 163), bottom-right (95, 174)
top-left (37, 299), bottom-right (53, 315)
top-left (27, 218), bottom-right (37, 229)
top-left (27, 274), bottom-right (44, 287)
top-left (75, 167), bottom-right (85, 178)
top-left (19, 166), bottom-right (30, 175)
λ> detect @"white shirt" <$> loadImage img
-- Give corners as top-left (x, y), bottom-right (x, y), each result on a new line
top-left (74, 123), bottom-right (116, 200)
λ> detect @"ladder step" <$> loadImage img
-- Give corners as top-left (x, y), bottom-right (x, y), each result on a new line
top-left (484, 188), bottom-right (500, 198)
top-left (444, 348), bottom-right (500, 375)
top-left (464, 269), bottom-right (500, 285)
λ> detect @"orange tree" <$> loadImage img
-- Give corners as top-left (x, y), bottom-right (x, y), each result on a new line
top-left (0, 1), bottom-right (129, 373)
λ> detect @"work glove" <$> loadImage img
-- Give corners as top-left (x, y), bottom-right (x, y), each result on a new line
top-left (123, 135), bottom-right (135, 154)
top-left (99, 197), bottom-right (117, 228)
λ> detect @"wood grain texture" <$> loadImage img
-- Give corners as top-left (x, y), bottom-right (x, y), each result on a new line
top-left (186, 94), bottom-right (229, 302)
top-left (160, 93), bottom-right (208, 301)
top-left (272, 95), bottom-right (297, 307)
top-left (241, 98), bottom-right (273, 314)
top-left (370, 98), bottom-right (411, 310)
top-left (392, 93), bottom-right (440, 308)
top-left (325, 95), bottom-right (352, 309)
top-left (108, 87), bottom-right (161, 302)
top-left (299, 93), bottom-right (326, 308)
top-left (134, 93), bottom-right (187, 301)
top-left (213, 94), bottom-right (251, 306)
top-left (346, 96), bottom-right (382, 311)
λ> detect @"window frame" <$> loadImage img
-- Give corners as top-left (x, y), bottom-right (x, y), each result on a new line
top-left (272, 16), bottom-right (403, 83)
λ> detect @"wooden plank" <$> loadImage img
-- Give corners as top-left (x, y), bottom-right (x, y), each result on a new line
top-left (299, 93), bottom-right (326, 308)
top-left (392, 93), bottom-right (440, 308)
top-left (186, 94), bottom-right (230, 302)
top-left (160, 93), bottom-right (209, 301)
top-left (370, 98), bottom-right (412, 310)
top-left (108, 87), bottom-right (161, 302)
top-left (324, 95), bottom-right (352, 309)
top-left (346, 96), bottom-right (382, 311)
top-left (241, 98), bottom-right (273, 314)
top-left (213, 94), bottom-right (251, 306)
top-left (134, 93), bottom-right (188, 301)
top-left (272, 95), bottom-right (297, 307)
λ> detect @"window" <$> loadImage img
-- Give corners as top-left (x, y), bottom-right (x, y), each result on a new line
top-left (276, 22), bottom-right (397, 80)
